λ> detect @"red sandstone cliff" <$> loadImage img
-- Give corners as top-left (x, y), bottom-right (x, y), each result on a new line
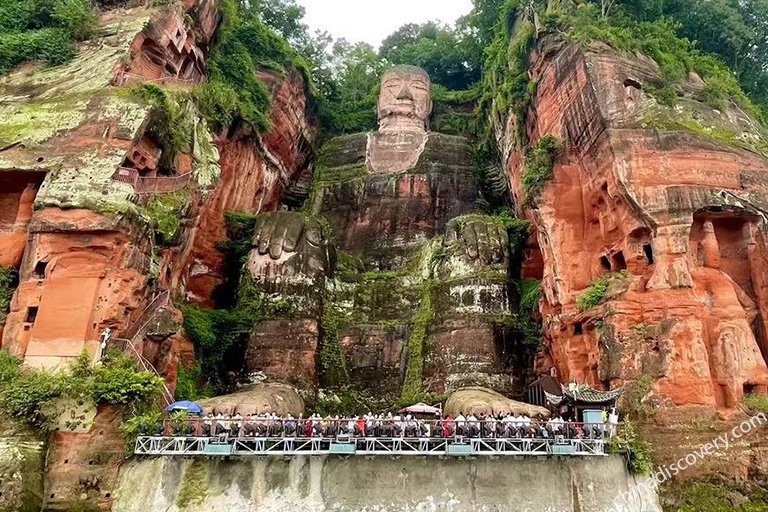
top-left (502, 35), bottom-right (768, 410)
top-left (0, 1), bottom-right (318, 509)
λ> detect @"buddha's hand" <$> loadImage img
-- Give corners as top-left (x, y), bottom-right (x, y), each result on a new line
top-left (444, 215), bottom-right (509, 266)
top-left (251, 211), bottom-right (329, 278)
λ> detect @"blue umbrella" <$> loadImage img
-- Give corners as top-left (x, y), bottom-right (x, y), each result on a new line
top-left (166, 400), bottom-right (202, 414)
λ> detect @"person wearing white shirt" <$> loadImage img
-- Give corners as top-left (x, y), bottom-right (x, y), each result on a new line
top-left (455, 413), bottom-right (466, 436)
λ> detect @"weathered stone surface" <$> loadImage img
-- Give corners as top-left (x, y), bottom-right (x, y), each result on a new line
top-left (113, 455), bottom-right (660, 512)
top-left (245, 319), bottom-right (319, 387)
top-left (43, 406), bottom-right (125, 511)
top-left (179, 71), bottom-right (317, 306)
top-left (426, 214), bottom-right (517, 393)
top-left (504, 37), bottom-right (768, 408)
top-left (377, 65), bottom-right (432, 134)
top-left (339, 325), bottom-right (407, 394)
top-left (0, 177), bottom-right (41, 269)
top-left (2, 208), bottom-right (151, 368)
top-left (115, 1), bottom-right (218, 86)
top-left (197, 383), bottom-right (305, 417)
top-left (0, 416), bottom-right (45, 512)
top-left (444, 386), bottom-right (550, 418)
top-left (316, 132), bottom-right (477, 270)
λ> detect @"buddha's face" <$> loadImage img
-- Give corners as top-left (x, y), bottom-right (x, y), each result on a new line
top-left (377, 66), bottom-right (432, 132)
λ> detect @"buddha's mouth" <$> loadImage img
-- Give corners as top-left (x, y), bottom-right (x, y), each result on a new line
top-left (381, 102), bottom-right (417, 116)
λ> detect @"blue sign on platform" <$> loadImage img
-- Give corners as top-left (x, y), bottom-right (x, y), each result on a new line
top-left (204, 444), bottom-right (234, 455)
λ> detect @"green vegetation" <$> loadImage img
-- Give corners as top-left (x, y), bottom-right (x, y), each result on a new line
top-left (577, 271), bottom-right (629, 312)
top-left (0, 266), bottom-right (17, 319)
top-left (608, 417), bottom-right (654, 476)
top-left (182, 208), bottom-right (304, 393)
top-left (521, 135), bottom-right (563, 205)
top-left (401, 282), bottom-right (435, 403)
top-left (143, 190), bottom-right (190, 246)
top-left (173, 363), bottom-right (212, 402)
top-left (0, 0), bottom-right (97, 73)
top-left (623, 373), bottom-right (655, 417)
top-left (0, 350), bottom-right (163, 431)
top-left (319, 303), bottom-right (349, 387)
top-left (560, 2), bottom-right (766, 125)
top-left (663, 481), bottom-right (768, 512)
top-left (743, 393), bottom-right (768, 414)
top-left (615, 0), bottom-right (768, 122)
top-left (214, 211), bottom-right (259, 306)
top-left (197, 0), bottom-right (314, 134)
top-left (134, 85), bottom-right (195, 173)
top-left (643, 111), bottom-right (768, 157)
top-left (518, 278), bottom-right (543, 347)
top-left (476, 0), bottom-right (535, 150)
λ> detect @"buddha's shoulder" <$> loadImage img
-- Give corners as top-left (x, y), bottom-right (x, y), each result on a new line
top-left (316, 132), bottom-right (369, 169)
top-left (315, 130), bottom-right (474, 175)
top-left (414, 132), bottom-right (473, 174)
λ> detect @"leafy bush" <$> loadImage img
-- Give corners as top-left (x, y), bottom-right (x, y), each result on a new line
top-left (0, 266), bottom-right (18, 318)
top-left (0, 0), bottom-right (96, 73)
top-left (517, 278), bottom-right (543, 348)
top-left (0, 350), bottom-right (163, 429)
top-left (120, 411), bottom-right (162, 450)
top-left (197, 0), bottom-right (315, 134)
top-left (521, 135), bottom-right (563, 204)
top-left (577, 276), bottom-right (611, 312)
top-left (91, 353), bottom-right (164, 405)
top-left (175, 363), bottom-right (211, 401)
top-left (477, 0), bottom-right (534, 149)
top-left (743, 393), bottom-right (768, 415)
top-left (134, 84), bottom-right (194, 172)
top-left (577, 270), bottom-right (629, 311)
top-left (143, 191), bottom-right (190, 246)
top-left (53, 0), bottom-right (96, 41)
top-left (608, 417), bottom-right (654, 476)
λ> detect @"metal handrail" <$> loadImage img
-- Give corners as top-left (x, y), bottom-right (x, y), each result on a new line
top-left (123, 290), bottom-right (171, 341)
top-left (152, 418), bottom-right (617, 440)
top-left (113, 336), bottom-right (174, 406)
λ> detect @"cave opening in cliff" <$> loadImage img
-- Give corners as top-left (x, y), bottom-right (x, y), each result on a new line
top-left (25, 306), bottom-right (38, 324)
top-left (600, 255), bottom-right (611, 272)
top-left (643, 244), bottom-right (654, 264)
top-left (691, 209), bottom-right (768, 363)
top-left (0, 170), bottom-right (46, 230)
top-left (611, 251), bottom-right (627, 271)
top-left (34, 261), bottom-right (48, 279)
top-left (691, 210), bottom-right (756, 297)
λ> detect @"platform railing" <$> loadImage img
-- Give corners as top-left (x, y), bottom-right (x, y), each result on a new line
top-left (135, 419), bottom-right (616, 457)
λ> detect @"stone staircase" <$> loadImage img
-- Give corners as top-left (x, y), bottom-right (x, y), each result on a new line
top-left (112, 290), bottom-right (175, 405)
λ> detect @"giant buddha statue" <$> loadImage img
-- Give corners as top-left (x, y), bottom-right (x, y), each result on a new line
top-left (241, 66), bottom-right (523, 397)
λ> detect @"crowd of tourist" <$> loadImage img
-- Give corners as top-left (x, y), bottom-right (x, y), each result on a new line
top-left (161, 411), bottom-right (612, 440)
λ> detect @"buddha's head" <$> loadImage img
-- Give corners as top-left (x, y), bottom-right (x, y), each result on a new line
top-left (377, 65), bottom-right (432, 133)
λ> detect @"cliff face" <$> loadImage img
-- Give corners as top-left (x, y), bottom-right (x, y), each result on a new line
top-left (178, 70), bottom-right (317, 307)
top-left (0, 1), bottom-right (319, 509)
top-left (502, 35), bottom-right (768, 410)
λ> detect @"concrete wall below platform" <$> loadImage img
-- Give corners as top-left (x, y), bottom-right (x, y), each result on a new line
top-left (112, 455), bottom-right (661, 512)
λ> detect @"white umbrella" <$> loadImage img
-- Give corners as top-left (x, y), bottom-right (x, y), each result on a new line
top-left (399, 403), bottom-right (442, 415)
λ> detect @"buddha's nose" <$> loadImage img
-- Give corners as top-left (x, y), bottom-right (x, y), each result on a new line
top-left (396, 85), bottom-right (414, 101)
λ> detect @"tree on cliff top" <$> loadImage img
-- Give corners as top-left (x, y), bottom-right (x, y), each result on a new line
top-left (613, 0), bottom-right (768, 120)
top-left (0, 0), bottom-right (97, 72)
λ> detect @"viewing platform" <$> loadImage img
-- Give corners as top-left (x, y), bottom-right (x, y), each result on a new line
top-left (135, 435), bottom-right (607, 457)
top-left (134, 420), bottom-right (614, 458)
